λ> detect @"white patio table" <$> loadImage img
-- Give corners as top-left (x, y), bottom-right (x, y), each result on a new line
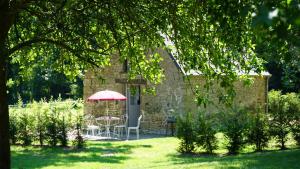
top-left (96, 116), bottom-right (120, 137)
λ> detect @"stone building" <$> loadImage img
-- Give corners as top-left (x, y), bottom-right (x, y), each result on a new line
top-left (83, 49), bottom-right (271, 134)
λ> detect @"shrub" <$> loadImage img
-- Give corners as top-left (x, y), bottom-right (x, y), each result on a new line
top-left (9, 99), bottom-right (83, 147)
top-left (18, 109), bottom-right (34, 146)
top-left (9, 111), bottom-right (18, 145)
top-left (57, 115), bottom-right (68, 147)
top-left (46, 107), bottom-right (59, 146)
top-left (73, 113), bottom-right (85, 149)
top-left (32, 101), bottom-right (47, 146)
top-left (247, 110), bottom-right (270, 151)
top-left (292, 121), bottom-right (300, 146)
top-left (268, 90), bottom-right (293, 150)
top-left (194, 112), bottom-right (217, 154)
top-left (176, 112), bottom-right (195, 153)
top-left (285, 93), bottom-right (300, 146)
top-left (220, 106), bottom-right (250, 154)
top-left (54, 98), bottom-right (71, 147)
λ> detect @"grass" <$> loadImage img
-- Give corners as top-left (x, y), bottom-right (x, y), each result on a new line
top-left (12, 136), bottom-right (300, 169)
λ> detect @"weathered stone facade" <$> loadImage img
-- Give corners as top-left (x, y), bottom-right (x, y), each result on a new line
top-left (184, 75), bottom-right (269, 114)
top-left (83, 49), bottom-right (270, 134)
top-left (84, 54), bottom-right (127, 118)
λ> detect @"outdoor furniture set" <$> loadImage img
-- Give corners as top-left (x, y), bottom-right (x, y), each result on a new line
top-left (85, 114), bottom-right (142, 140)
top-left (85, 90), bottom-right (142, 140)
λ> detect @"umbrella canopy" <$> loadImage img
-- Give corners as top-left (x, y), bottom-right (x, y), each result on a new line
top-left (87, 90), bottom-right (127, 101)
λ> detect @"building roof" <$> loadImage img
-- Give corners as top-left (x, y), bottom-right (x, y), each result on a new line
top-left (162, 34), bottom-right (271, 77)
top-left (185, 69), bottom-right (271, 76)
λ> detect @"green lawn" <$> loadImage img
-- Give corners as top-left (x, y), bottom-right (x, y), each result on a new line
top-left (12, 137), bottom-right (300, 169)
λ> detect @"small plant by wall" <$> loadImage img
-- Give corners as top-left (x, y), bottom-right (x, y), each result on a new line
top-left (176, 112), bottom-right (196, 153)
top-left (194, 112), bottom-right (217, 154)
top-left (219, 106), bottom-right (250, 154)
top-left (176, 111), bottom-right (217, 154)
top-left (247, 109), bottom-right (270, 151)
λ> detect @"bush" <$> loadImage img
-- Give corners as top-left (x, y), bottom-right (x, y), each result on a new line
top-left (268, 90), bottom-right (293, 150)
top-left (46, 107), bottom-right (59, 146)
top-left (176, 112), bottom-right (195, 153)
top-left (72, 113), bottom-right (85, 149)
top-left (18, 110), bottom-right (34, 146)
top-left (194, 112), bottom-right (217, 154)
top-left (220, 106), bottom-right (250, 154)
top-left (32, 101), bottom-right (47, 146)
top-left (247, 110), bottom-right (270, 151)
top-left (292, 121), bottom-right (300, 146)
top-left (58, 115), bottom-right (68, 147)
top-left (285, 93), bottom-right (300, 146)
top-left (9, 112), bottom-right (18, 145)
top-left (9, 99), bottom-right (83, 147)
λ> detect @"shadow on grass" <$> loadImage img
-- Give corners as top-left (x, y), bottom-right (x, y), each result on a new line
top-left (168, 148), bottom-right (300, 169)
top-left (12, 141), bottom-right (152, 169)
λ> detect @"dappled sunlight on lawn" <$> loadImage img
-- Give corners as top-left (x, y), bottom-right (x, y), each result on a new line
top-left (166, 148), bottom-right (300, 169)
top-left (12, 141), bottom-right (153, 169)
top-left (12, 137), bottom-right (300, 169)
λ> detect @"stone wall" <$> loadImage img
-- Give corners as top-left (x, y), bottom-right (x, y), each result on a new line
top-left (83, 50), bottom-right (269, 134)
top-left (183, 75), bottom-right (269, 115)
top-left (83, 54), bottom-right (126, 118)
top-left (140, 49), bottom-right (185, 134)
top-left (83, 49), bottom-right (185, 134)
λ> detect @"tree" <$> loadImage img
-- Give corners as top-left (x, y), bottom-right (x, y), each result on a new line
top-left (7, 62), bottom-right (83, 104)
top-left (253, 0), bottom-right (300, 93)
top-left (0, 1), bottom-right (272, 168)
top-left (268, 90), bottom-right (293, 150)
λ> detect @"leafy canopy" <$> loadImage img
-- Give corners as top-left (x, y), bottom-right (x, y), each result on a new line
top-left (253, 0), bottom-right (300, 92)
top-left (5, 0), bottom-right (266, 103)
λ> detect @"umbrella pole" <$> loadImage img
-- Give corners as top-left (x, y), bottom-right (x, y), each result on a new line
top-left (106, 101), bottom-right (109, 126)
top-left (106, 101), bottom-right (110, 137)
top-left (106, 101), bottom-right (108, 117)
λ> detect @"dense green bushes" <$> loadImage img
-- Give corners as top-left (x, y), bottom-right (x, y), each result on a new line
top-left (220, 107), bottom-right (250, 154)
top-left (73, 114), bottom-right (85, 149)
top-left (268, 91), bottom-right (300, 149)
top-left (177, 111), bottom-right (217, 154)
top-left (247, 109), bottom-right (270, 152)
top-left (285, 93), bottom-right (300, 146)
top-left (9, 98), bottom-right (84, 148)
top-left (268, 91), bottom-right (291, 149)
top-left (194, 112), bottom-right (218, 154)
top-left (176, 90), bottom-right (300, 154)
top-left (177, 112), bottom-right (196, 153)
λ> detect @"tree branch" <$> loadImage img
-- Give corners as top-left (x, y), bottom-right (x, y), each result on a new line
top-left (8, 38), bottom-right (105, 67)
top-left (9, 0), bottom-right (33, 12)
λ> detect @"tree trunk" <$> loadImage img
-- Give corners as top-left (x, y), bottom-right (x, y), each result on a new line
top-left (0, 44), bottom-right (10, 169)
top-left (0, 1), bottom-right (12, 168)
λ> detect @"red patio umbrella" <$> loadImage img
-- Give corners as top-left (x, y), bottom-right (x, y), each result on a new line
top-left (87, 90), bottom-right (127, 117)
top-left (87, 90), bottom-right (127, 101)
top-left (87, 90), bottom-right (127, 137)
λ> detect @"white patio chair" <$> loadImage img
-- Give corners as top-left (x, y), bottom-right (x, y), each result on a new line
top-left (127, 115), bottom-right (142, 140)
top-left (84, 115), bottom-right (102, 137)
top-left (113, 114), bottom-right (128, 138)
top-left (86, 125), bottom-right (101, 136)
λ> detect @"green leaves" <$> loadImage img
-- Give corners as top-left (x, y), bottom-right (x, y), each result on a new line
top-left (3, 0), bottom-right (283, 105)
top-left (252, 1), bottom-right (300, 92)
top-left (268, 90), bottom-right (300, 149)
